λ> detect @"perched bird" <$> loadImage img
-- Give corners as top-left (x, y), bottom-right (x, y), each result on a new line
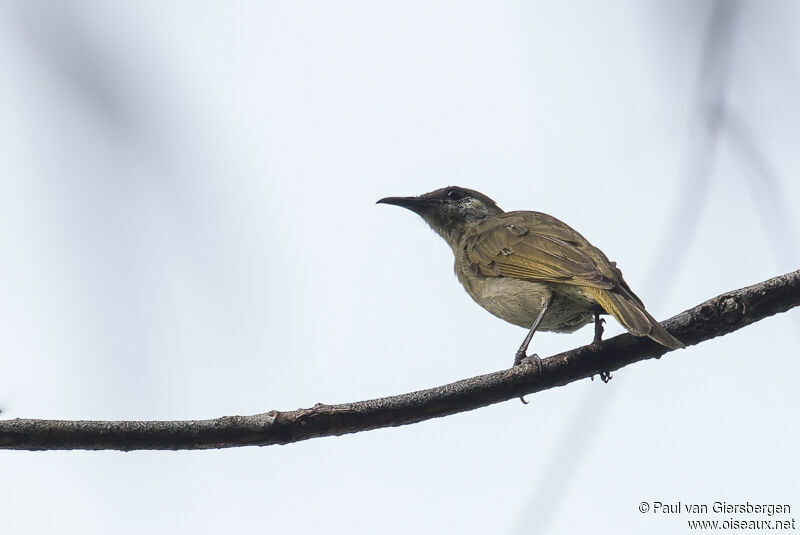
top-left (378, 186), bottom-right (684, 367)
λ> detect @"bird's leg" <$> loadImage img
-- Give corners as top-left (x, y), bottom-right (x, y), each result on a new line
top-left (513, 293), bottom-right (552, 368)
top-left (590, 309), bottom-right (613, 382)
top-left (513, 295), bottom-right (552, 404)
top-left (592, 310), bottom-right (606, 345)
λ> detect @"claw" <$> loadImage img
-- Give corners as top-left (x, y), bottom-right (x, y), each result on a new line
top-left (513, 353), bottom-right (542, 404)
top-left (591, 370), bottom-right (613, 383)
top-left (521, 354), bottom-right (542, 373)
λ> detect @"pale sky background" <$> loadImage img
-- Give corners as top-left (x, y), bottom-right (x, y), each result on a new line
top-left (1, 1), bottom-right (798, 534)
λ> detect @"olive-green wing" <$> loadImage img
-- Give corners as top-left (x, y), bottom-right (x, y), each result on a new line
top-left (464, 211), bottom-right (620, 291)
top-left (463, 211), bottom-right (684, 349)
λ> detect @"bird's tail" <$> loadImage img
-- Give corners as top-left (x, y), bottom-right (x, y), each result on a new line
top-left (587, 288), bottom-right (685, 350)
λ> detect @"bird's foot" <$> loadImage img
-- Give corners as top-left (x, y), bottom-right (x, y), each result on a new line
top-left (513, 352), bottom-right (542, 404)
top-left (520, 353), bottom-right (542, 372)
top-left (513, 349), bottom-right (542, 369)
top-left (590, 370), bottom-right (613, 383)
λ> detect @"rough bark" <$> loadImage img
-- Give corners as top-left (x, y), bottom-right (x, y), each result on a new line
top-left (1, 269), bottom-right (798, 451)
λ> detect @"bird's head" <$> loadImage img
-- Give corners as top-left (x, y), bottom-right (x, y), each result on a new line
top-left (377, 186), bottom-right (504, 249)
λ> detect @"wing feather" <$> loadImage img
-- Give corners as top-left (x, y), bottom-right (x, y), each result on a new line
top-left (466, 211), bottom-right (617, 290)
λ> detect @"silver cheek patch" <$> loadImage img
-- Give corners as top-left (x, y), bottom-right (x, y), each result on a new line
top-left (461, 198), bottom-right (489, 220)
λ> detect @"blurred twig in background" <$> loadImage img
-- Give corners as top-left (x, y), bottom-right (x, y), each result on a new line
top-left (514, 2), bottom-right (741, 531)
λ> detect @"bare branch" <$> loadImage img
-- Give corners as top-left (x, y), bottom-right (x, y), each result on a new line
top-left (1, 269), bottom-right (798, 452)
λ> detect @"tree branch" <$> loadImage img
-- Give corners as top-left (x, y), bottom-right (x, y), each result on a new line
top-left (1, 269), bottom-right (798, 451)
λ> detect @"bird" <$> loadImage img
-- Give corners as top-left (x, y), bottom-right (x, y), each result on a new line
top-left (377, 186), bottom-right (684, 369)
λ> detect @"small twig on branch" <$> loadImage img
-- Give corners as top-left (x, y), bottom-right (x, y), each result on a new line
top-left (1, 269), bottom-right (798, 452)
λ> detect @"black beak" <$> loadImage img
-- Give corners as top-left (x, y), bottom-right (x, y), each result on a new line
top-left (376, 196), bottom-right (437, 212)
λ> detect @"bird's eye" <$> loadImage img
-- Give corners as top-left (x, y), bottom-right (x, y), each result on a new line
top-left (446, 188), bottom-right (467, 200)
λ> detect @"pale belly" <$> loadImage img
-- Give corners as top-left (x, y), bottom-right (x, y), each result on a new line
top-left (456, 272), bottom-right (596, 333)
